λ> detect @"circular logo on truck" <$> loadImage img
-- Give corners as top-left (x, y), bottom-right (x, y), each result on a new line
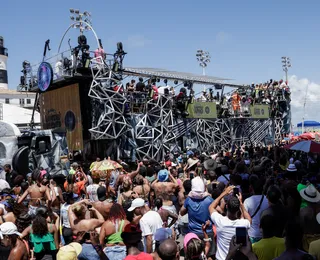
top-left (37, 62), bottom-right (53, 92)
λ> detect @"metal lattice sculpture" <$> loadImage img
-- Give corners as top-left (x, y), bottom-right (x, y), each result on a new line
top-left (88, 57), bottom-right (286, 160)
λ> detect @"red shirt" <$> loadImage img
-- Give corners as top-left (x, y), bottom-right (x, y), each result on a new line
top-left (125, 252), bottom-right (153, 260)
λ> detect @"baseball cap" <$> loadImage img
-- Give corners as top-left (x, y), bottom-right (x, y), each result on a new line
top-left (154, 227), bottom-right (172, 242)
top-left (0, 222), bottom-right (22, 239)
top-left (158, 169), bottom-right (169, 182)
top-left (184, 233), bottom-right (200, 249)
top-left (128, 198), bottom-right (145, 212)
top-left (57, 242), bottom-right (82, 260)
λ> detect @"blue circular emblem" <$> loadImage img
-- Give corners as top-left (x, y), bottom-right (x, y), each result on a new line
top-left (37, 62), bottom-right (53, 92)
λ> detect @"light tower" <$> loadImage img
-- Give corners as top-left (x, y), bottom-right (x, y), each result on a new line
top-left (196, 50), bottom-right (211, 76)
top-left (0, 36), bottom-right (8, 89)
top-left (281, 56), bottom-right (291, 83)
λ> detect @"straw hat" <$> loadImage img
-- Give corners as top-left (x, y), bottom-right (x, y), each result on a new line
top-left (187, 158), bottom-right (199, 169)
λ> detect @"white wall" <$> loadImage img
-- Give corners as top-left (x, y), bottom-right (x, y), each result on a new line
top-left (0, 97), bottom-right (35, 108)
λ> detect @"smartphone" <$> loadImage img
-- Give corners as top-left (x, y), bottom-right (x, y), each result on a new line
top-left (236, 227), bottom-right (247, 246)
top-left (233, 187), bottom-right (239, 196)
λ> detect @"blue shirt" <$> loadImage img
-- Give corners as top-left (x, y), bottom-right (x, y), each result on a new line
top-left (184, 196), bottom-right (214, 234)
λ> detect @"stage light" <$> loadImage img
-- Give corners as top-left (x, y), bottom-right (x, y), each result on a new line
top-left (70, 16), bottom-right (75, 20)
top-left (70, 8), bottom-right (74, 13)
top-left (157, 78), bottom-right (160, 83)
top-left (164, 79), bottom-right (168, 84)
top-left (174, 80), bottom-right (178, 85)
top-left (76, 16), bottom-right (80, 21)
top-left (74, 9), bottom-right (80, 14)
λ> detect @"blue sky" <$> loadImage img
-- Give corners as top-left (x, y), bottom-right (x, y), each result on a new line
top-left (1, 0), bottom-right (320, 124)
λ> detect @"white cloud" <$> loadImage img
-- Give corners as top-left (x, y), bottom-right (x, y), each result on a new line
top-left (127, 35), bottom-right (151, 48)
top-left (215, 31), bottom-right (231, 44)
top-left (289, 75), bottom-right (320, 126)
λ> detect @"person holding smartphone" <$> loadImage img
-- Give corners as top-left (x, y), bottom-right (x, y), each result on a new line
top-left (209, 186), bottom-right (252, 260)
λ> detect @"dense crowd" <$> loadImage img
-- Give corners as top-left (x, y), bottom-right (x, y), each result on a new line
top-left (0, 145), bottom-right (319, 260)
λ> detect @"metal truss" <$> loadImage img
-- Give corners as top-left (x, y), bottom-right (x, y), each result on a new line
top-left (88, 57), bottom-right (288, 160)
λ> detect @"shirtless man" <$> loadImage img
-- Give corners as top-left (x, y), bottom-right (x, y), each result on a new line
top-left (151, 170), bottom-right (179, 197)
top-left (18, 169), bottom-right (51, 217)
top-left (114, 162), bottom-right (143, 191)
top-left (92, 186), bottom-right (113, 220)
top-left (68, 199), bottom-right (104, 235)
top-left (155, 197), bottom-right (178, 228)
top-left (0, 222), bottom-right (29, 260)
top-left (133, 174), bottom-right (150, 201)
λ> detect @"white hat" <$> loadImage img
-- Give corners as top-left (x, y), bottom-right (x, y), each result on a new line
top-left (57, 242), bottom-right (82, 260)
top-left (300, 185), bottom-right (320, 203)
top-left (191, 177), bottom-right (205, 193)
top-left (187, 158), bottom-right (199, 169)
top-left (286, 164), bottom-right (297, 172)
top-left (0, 222), bottom-right (22, 239)
top-left (128, 198), bottom-right (145, 212)
top-left (316, 212), bottom-right (320, 225)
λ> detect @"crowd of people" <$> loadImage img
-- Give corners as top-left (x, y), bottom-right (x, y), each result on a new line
top-left (0, 144), bottom-right (319, 260)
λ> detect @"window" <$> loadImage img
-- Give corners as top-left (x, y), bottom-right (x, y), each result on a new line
top-left (27, 99), bottom-right (31, 104)
top-left (5, 98), bottom-right (9, 104)
top-left (19, 99), bottom-right (25, 105)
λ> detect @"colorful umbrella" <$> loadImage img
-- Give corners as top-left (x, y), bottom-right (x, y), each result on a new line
top-left (299, 132), bottom-right (315, 140)
top-left (284, 140), bottom-right (320, 153)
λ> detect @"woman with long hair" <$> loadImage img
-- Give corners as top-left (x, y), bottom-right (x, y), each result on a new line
top-left (20, 206), bottom-right (58, 260)
top-left (99, 203), bottom-right (130, 260)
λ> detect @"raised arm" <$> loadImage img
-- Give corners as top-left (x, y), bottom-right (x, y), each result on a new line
top-left (209, 185), bottom-right (234, 215)
top-left (128, 162), bottom-right (143, 180)
top-left (237, 193), bottom-right (252, 224)
top-left (20, 225), bottom-right (31, 239)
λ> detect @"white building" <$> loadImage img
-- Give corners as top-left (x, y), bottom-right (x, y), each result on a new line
top-left (0, 89), bottom-right (36, 108)
top-left (0, 89), bottom-right (39, 128)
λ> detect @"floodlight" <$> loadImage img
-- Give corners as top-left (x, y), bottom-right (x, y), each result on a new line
top-left (174, 80), bottom-right (178, 85)
top-left (70, 8), bottom-right (74, 13)
top-left (76, 16), bottom-right (80, 21)
top-left (75, 9), bottom-right (80, 14)
top-left (70, 16), bottom-right (75, 20)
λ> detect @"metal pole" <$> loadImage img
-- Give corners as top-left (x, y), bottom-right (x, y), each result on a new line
top-left (302, 83), bottom-right (309, 133)
top-left (202, 67), bottom-right (205, 76)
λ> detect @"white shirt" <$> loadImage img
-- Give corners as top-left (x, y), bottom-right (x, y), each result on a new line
top-left (61, 203), bottom-right (71, 228)
top-left (140, 210), bottom-right (163, 252)
top-left (244, 195), bottom-right (269, 238)
top-left (157, 86), bottom-right (171, 95)
top-left (87, 184), bottom-right (100, 202)
top-left (211, 212), bottom-right (250, 260)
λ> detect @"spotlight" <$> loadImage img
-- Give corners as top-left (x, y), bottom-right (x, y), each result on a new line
top-left (74, 9), bottom-right (80, 14)
top-left (70, 16), bottom-right (75, 20)
top-left (174, 80), bottom-right (178, 85)
top-left (70, 8), bottom-right (74, 13)
top-left (76, 16), bottom-right (80, 21)
top-left (164, 79), bottom-right (168, 84)
top-left (157, 78), bottom-right (160, 83)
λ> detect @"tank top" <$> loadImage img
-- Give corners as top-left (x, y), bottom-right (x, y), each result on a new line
top-left (30, 225), bottom-right (56, 253)
top-left (105, 219), bottom-right (125, 244)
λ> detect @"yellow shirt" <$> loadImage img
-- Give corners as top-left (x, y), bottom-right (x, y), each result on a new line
top-left (252, 237), bottom-right (285, 260)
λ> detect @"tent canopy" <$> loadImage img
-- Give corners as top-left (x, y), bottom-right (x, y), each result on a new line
top-left (297, 121), bottom-right (320, 127)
